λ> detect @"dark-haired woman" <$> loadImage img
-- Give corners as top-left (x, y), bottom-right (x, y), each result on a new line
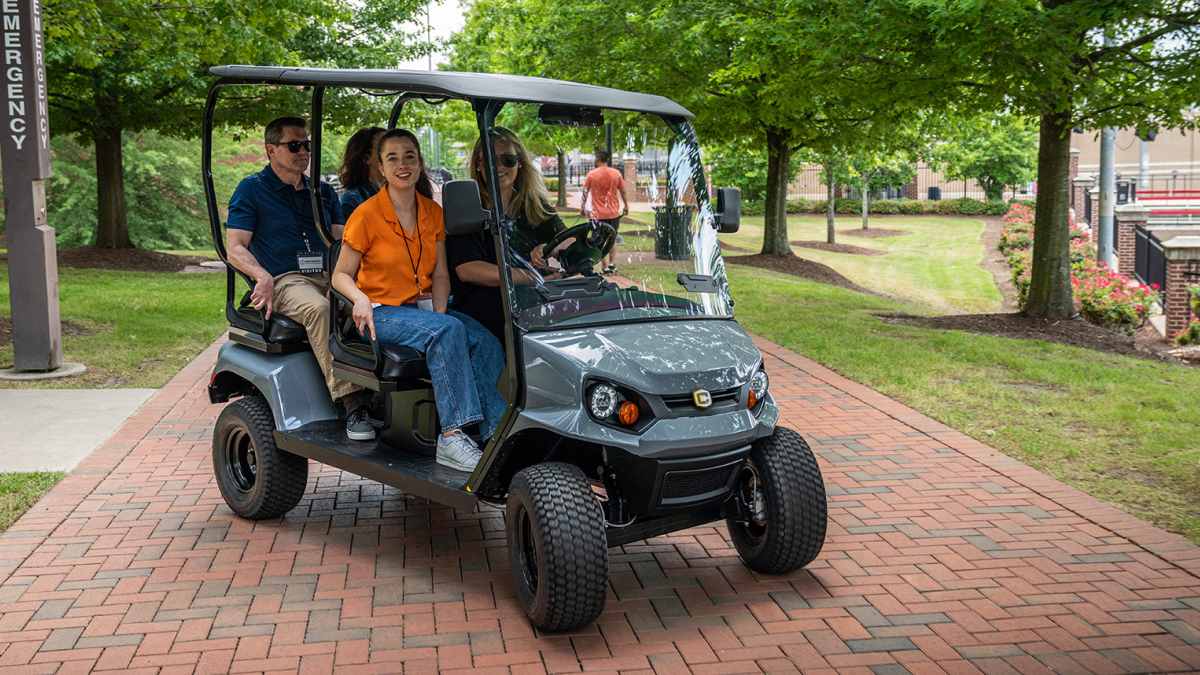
top-left (332, 129), bottom-right (506, 471)
top-left (338, 126), bottom-right (386, 221)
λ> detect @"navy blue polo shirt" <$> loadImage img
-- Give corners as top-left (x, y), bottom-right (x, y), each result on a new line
top-left (339, 182), bottom-right (378, 222)
top-left (226, 164), bottom-right (345, 278)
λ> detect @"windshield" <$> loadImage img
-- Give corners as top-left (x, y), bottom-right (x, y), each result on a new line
top-left (479, 105), bottom-right (733, 331)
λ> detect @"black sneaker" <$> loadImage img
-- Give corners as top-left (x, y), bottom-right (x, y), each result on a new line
top-left (345, 403), bottom-right (375, 441)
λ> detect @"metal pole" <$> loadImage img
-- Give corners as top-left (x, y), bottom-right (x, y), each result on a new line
top-left (427, 2), bottom-right (432, 71)
top-left (605, 122), bottom-right (613, 167)
top-left (1138, 139), bottom-right (1149, 200)
top-left (1098, 127), bottom-right (1116, 265)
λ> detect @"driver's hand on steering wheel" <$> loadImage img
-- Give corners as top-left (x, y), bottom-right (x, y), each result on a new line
top-left (530, 243), bottom-right (549, 269)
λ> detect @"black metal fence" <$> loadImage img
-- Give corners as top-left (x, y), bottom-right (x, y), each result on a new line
top-left (784, 163), bottom-right (1036, 202)
top-left (1134, 225), bottom-right (1166, 294)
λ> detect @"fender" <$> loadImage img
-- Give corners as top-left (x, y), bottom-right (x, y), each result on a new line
top-left (208, 341), bottom-right (337, 430)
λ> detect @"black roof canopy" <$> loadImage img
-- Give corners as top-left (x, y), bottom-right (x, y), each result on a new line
top-left (209, 66), bottom-right (694, 119)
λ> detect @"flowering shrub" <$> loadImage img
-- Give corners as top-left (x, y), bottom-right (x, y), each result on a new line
top-left (1176, 284), bottom-right (1200, 345)
top-left (1072, 258), bottom-right (1158, 334)
top-left (999, 202), bottom-right (1155, 333)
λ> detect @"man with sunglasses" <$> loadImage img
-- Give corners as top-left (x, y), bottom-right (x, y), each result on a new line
top-left (226, 117), bottom-right (368, 438)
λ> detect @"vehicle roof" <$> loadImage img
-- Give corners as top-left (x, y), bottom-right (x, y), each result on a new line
top-left (210, 66), bottom-right (694, 119)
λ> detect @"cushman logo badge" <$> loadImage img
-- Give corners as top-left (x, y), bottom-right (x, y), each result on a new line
top-left (693, 389), bottom-right (712, 408)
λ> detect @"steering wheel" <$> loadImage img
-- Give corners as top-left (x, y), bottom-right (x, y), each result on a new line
top-left (541, 221), bottom-right (617, 276)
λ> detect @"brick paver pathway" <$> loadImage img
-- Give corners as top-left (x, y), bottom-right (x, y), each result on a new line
top-left (2, 335), bottom-right (1200, 675)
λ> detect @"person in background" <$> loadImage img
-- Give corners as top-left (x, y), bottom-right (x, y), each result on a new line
top-left (446, 127), bottom-right (567, 341)
top-left (581, 149), bottom-right (630, 275)
top-left (225, 116), bottom-right (367, 439)
top-left (332, 128), bottom-right (506, 470)
top-left (338, 126), bottom-right (386, 221)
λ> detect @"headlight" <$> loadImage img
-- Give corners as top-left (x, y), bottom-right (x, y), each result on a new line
top-left (589, 384), bottom-right (618, 418)
top-left (748, 369), bottom-right (768, 407)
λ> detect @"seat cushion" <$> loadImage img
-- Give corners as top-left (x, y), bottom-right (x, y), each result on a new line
top-left (228, 303), bottom-right (308, 344)
top-left (377, 342), bottom-right (431, 379)
top-left (265, 315), bottom-right (308, 343)
top-left (334, 338), bottom-right (430, 380)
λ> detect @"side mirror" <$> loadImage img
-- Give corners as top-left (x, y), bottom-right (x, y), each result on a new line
top-left (443, 180), bottom-right (490, 236)
top-left (714, 187), bottom-right (740, 233)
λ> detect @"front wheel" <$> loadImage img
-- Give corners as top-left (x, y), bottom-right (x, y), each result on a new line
top-left (213, 396), bottom-right (308, 520)
top-left (506, 462), bottom-right (609, 631)
top-left (727, 426), bottom-right (827, 573)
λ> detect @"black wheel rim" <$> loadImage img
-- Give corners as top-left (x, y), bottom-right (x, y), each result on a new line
top-left (737, 460), bottom-right (768, 542)
top-left (517, 507), bottom-right (540, 594)
top-left (224, 426), bottom-right (258, 495)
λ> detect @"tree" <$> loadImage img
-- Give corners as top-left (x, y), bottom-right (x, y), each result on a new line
top-left (829, 0), bottom-right (1200, 318)
top-left (707, 138), bottom-right (802, 204)
top-left (935, 114), bottom-right (1037, 202)
top-left (448, 0), bottom-right (931, 257)
top-left (849, 155), bottom-right (916, 229)
top-left (45, 0), bottom-right (429, 249)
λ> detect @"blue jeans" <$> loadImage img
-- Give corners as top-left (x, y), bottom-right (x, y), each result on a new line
top-left (371, 305), bottom-right (508, 437)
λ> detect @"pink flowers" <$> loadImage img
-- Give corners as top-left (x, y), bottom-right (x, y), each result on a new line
top-left (1001, 203), bottom-right (1155, 334)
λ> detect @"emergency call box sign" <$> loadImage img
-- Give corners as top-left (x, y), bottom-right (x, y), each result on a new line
top-left (0, 0), bottom-right (49, 179)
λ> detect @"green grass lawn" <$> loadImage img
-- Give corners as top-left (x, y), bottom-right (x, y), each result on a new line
top-left (0, 266), bottom-right (227, 388)
top-left (622, 212), bottom-right (1002, 315)
top-left (0, 472), bottom-right (65, 532)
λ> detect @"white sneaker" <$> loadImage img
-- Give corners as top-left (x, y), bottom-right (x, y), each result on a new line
top-left (436, 429), bottom-right (482, 472)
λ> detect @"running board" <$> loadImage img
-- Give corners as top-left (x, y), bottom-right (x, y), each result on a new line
top-left (275, 420), bottom-right (478, 512)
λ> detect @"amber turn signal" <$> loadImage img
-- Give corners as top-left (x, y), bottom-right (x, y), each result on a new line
top-left (618, 401), bottom-right (640, 425)
top-left (747, 391), bottom-right (757, 408)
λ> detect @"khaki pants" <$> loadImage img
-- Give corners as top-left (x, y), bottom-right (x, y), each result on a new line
top-left (273, 271), bottom-right (361, 403)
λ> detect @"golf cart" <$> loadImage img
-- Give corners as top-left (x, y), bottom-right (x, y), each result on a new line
top-left (203, 66), bottom-right (827, 632)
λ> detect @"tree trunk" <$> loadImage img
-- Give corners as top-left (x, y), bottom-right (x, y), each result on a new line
top-left (1024, 111), bottom-right (1075, 318)
top-left (556, 149), bottom-right (567, 208)
top-left (94, 126), bottom-right (132, 249)
top-left (825, 158), bottom-right (837, 244)
top-left (861, 174), bottom-right (870, 229)
top-left (761, 129), bottom-right (791, 256)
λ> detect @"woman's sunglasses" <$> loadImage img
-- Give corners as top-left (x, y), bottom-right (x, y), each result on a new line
top-left (498, 153), bottom-right (519, 168)
top-left (273, 140), bottom-right (311, 153)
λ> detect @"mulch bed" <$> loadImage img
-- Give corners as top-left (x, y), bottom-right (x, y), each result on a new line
top-left (878, 313), bottom-right (1183, 365)
top-left (0, 246), bottom-right (209, 272)
top-left (725, 254), bottom-right (876, 296)
top-left (839, 228), bottom-right (910, 239)
top-left (0, 315), bottom-right (101, 348)
top-left (790, 240), bottom-right (885, 256)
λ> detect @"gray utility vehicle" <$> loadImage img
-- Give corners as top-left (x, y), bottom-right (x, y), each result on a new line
top-left (203, 66), bottom-right (827, 632)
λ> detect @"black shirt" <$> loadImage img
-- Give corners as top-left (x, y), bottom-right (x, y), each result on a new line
top-left (446, 207), bottom-right (566, 340)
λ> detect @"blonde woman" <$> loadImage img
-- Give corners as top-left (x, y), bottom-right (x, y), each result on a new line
top-left (445, 127), bottom-right (568, 339)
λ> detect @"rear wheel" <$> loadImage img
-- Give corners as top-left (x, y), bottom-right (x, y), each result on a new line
top-left (727, 426), bottom-right (826, 573)
top-left (213, 396), bottom-right (308, 520)
top-left (507, 462), bottom-right (608, 631)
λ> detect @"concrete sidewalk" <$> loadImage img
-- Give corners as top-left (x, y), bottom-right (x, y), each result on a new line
top-left (0, 389), bottom-right (155, 473)
top-left (0, 335), bottom-right (1198, 674)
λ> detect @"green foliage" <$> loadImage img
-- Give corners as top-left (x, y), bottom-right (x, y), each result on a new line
top-left (46, 131), bottom-right (265, 249)
top-left (543, 177), bottom-right (560, 192)
top-left (1174, 285), bottom-right (1200, 345)
top-left (0, 472), bottom-right (66, 534)
top-left (934, 115), bottom-right (1038, 201)
top-left (708, 139), bottom-right (803, 203)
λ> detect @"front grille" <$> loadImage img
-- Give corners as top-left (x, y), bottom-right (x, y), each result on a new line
top-left (661, 387), bottom-right (740, 413)
top-left (660, 463), bottom-right (739, 503)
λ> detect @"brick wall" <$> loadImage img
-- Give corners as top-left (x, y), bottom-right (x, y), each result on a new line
top-left (1166, 259), bottom-right (1191, 337)
top-left (1114, 206), bottom-right (1149, 276)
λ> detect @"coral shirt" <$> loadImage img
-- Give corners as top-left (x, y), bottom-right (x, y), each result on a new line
top-left (582, 166), bottom-right (626, 220)
top-left (342, 189), bottom-right (445, 306)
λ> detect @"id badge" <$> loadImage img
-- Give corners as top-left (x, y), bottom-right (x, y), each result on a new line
top-left (296, 250), bottom-right (324, 274)
top-left (414, 292), bottom-right (434, 312)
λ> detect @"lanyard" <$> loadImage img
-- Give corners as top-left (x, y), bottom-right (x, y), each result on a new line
top-left (390, 194), bottom-right (424, 293)
top-left (283, 178), bottom-right (316, 250)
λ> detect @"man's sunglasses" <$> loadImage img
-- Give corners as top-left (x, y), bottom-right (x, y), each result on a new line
top-left (497, 153), bottom-right (519, 168)
top-left (273, 140), bottom-right (311, 153)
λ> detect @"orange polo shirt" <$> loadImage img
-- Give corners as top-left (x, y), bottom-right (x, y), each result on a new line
top-left (342, 189), bottom-right (445, 306)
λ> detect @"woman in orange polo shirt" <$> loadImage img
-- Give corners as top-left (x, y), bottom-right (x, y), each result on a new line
top-left (332, 129), bottom-right (506, 472)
